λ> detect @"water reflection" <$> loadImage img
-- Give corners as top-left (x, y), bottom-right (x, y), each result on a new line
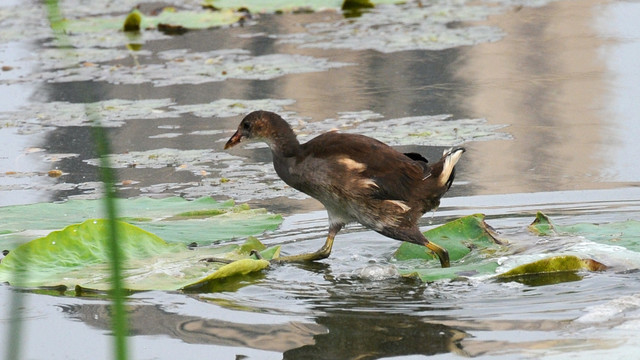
top-left (60, 279), bottom-right (472, 360)
top-left (456, 0), bottom-right (632, 193)
top-left (61, 303), bottom-right (326, 352)
top-left (283, 312), bottom-right (468, 359)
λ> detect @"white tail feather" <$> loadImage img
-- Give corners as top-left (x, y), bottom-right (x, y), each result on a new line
top-left (438, 148), bottom-right (464, 187)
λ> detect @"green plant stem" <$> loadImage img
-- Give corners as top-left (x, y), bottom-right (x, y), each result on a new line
top-left (42, 0), bottom-right (129, 358)
top-left (43, 0), bottom-right (129, 358)
top-left (91, 112), bottom-right (129, 360)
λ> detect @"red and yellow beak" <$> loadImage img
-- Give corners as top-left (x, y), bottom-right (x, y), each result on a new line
top-left (224, 131), bottom-right (243, 149)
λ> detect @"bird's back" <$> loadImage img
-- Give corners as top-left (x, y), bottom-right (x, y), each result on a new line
top-left (273, 131), bottom-right (458, 219)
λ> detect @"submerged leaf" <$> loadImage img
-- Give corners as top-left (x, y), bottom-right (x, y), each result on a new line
top-left (403, 261), bottom-right (500, 283)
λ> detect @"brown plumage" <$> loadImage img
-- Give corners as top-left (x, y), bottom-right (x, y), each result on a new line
top-left (225, 110), bottom-right (465, 267)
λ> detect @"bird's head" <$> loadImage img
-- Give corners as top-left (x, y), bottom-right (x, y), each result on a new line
top-left (225, 110), bottom-right (298, 154)
top-left (224, 110), bottom-right (277, 149)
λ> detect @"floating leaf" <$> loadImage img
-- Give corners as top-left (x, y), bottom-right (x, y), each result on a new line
top-left (394, 214), bottom-right (504, 262)
top-left (0, 219), bottom-right (277, 292)
top-left (84, 148), bottom-right (241, 174)
top-left (181, 259), bottom-right (270, 292)
top-left (298, 114), bottom-right (511, 147)
top-left (0, 98), bottom-right (298, 131)
top-left (14, 49), bottom-right (351, 86)
top-left (142, 8), bottom-right (242, 31)
top-left (529, 212), bottom-right (640, 252)
top-left (56, 8), bottom-right (242, 34)
top-left (0, 98), bottom-right (177, 130)
top-left (274, 1), bottom-right (504, 53)
top-left (497, 255), bottom-right (607, 286)
top-left (170, 98), bottom-right (296, 118)
top-left (393, 213), bottom-right (622, 283)
top-left (0, 197), bottom-right (282, 249)
top-left (393, 214), bottom-right (505, 281)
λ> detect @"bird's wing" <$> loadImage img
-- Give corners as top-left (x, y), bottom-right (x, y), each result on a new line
top-left (299, 132), bottom-right (427, 202)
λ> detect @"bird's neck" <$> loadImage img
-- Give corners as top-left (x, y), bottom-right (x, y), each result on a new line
top-left (266, 120), bottom-right (300, 158)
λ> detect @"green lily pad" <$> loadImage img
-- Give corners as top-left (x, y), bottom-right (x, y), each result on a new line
top-left (394, 214), bottom-right (504, 262)
top-left (393, 213), bottom-right (621, 283)
top-left (393, 214), bottom-right (506, 281)
top-left (0, 219), bottom-right (276, 293)
top-left (0, 197), bottom-right (282, 249)
top-left (182, 259), bottom-right (270, 292)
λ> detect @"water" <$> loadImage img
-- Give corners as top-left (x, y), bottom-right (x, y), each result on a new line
top-left (1, 0), bottom-right (640, 358)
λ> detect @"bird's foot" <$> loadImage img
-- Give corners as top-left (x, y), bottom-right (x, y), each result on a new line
top-left (426, 241), bottom-right (450, 268)
top-left (271, 232), bottom-right (336, 263)
top-left (271, 244), bottom-right (332, 263)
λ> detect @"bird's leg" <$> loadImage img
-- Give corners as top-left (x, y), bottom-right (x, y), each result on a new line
top-left (274, 223), bottom-right (343, 263)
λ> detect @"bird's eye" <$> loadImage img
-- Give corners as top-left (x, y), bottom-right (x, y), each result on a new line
top-left (242, 122), bottom-right (250, 131)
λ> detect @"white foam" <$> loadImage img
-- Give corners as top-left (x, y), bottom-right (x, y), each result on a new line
top-left (357, 264), bottom-right (400, 281)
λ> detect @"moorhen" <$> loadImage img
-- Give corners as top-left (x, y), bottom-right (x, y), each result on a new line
top-left (225, 111), bottom-right (465, 268)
